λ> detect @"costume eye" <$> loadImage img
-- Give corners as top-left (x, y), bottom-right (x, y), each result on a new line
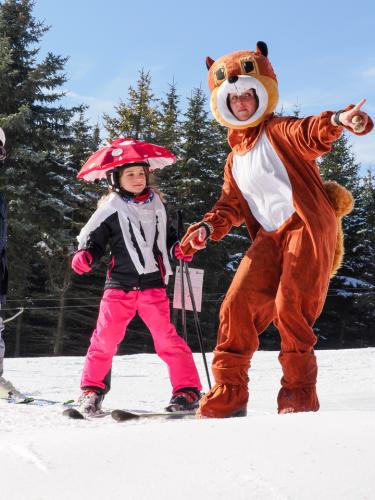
top-left (240, 58), bottom-right (255, 74)
top-left (215, 66), bottom-right (226, 83)
top-left (243, 61), bottom-right (254, 73)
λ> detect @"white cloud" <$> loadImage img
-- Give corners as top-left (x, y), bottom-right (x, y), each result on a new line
top-left (363, 66), bottom-right (375, 78)
top-left (102, 75), bottom-right (133, 99)
top-left (66, 90), bottom-right (114, 109)
top-left (66, 60), bottom-right (94, 82)
top-left (65, 90), bottom-right (116, 127)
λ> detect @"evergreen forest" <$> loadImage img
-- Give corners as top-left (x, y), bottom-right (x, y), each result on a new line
top-left (1, 0), bottom-right (374, 358)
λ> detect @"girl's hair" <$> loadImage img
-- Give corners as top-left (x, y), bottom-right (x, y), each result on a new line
top-left (97, 170), bottom-right (165, 207)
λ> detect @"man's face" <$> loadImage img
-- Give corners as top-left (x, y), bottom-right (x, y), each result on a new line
top-left (228, 89), bottom-right (258, 121)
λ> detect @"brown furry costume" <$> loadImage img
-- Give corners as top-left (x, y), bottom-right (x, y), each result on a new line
top-left (181, 42), bottom-right (373, 417)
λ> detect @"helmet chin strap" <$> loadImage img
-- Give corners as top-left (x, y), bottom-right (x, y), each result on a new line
top-left (121, 187), bottom-right (150, 199)
top-left (106, 169), bottom-right (121, 192)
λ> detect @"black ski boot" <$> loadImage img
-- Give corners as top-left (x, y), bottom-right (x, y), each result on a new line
top-left (165, 387), bottom-right (201, 412)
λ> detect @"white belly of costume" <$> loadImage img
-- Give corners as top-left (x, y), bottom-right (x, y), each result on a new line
top-left (232, 131), bottom-right (295, 232)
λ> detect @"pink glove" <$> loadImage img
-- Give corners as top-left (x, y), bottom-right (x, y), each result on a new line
top-left (174, 243), bottom-right (193, 262)
top-left (71, 251), bottom-right (93, 275)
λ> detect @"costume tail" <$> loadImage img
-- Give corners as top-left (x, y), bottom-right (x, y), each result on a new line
top-left (323, 181), bottom-right (354, 276)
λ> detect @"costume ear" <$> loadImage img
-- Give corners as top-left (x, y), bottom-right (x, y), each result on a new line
top-left (256, 41), bottom-right (268, 57)
top-left (206, 56), bottom-right (215, 70)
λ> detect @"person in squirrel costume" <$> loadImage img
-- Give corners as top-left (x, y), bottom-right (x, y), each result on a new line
top-left (180, 42), bottom-right (373, 418)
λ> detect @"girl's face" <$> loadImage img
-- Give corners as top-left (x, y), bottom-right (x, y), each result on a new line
top-left (119, 166), bottom-right (147, 194)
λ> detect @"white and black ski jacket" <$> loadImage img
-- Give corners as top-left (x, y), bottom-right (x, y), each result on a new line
top-left (77, 192), bottom-right (178, 292)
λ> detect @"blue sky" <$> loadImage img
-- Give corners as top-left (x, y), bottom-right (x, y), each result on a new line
top-left (33, 0), bottom-right (375, 171)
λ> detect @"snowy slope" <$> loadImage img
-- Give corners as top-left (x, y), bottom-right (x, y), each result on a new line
top-left (1, 349), bottom-right (374, 500)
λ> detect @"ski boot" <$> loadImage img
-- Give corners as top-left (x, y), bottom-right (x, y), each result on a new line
top-left (0, 376), bottom-right (24, 401)
top-left (78, 389), bottom-right (104, 416)
top-left (165, 387), bottom-right (201, 412)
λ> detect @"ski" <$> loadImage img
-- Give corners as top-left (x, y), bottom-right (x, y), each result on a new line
top-left (6, 396), bottom-right (75, 406)
top-left (62, 407), bottom-right (197, 421)
top-left (62, 408), bottom-right (85, 419)
top-left (111, 409), bottom-right (197, 422)
top-left (62, 407), bottom-right (111, 420)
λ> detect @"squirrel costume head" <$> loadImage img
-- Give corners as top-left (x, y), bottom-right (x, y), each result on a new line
top-left (206, 41), bottom-right (278, 129)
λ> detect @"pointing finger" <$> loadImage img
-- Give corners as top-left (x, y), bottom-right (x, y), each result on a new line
top-left (352, 98), bottom-right (366, 111)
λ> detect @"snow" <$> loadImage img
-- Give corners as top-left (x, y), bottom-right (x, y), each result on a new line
top-left (335, 275), bottom-right (374, 289)
top-left (1, 348), bottom-right (374, 500)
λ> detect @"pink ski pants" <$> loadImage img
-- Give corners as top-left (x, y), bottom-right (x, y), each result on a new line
top-left (81, 288), bottom-right (202, 393)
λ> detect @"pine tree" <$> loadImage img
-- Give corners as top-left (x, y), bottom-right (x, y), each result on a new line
top-left (0, 0), bottom-right (93, 355)
top-left (157, 79), bottom-right (181, 154)
top-left (154, 80), bottom-right (182, 203)
top-left (68, 111), bottom-right (101, 166)
top-left (173, 87), bottom-right (215, 219)
top-left (352, 169), bottom-right (375, 346)
top-left (103, 68), bottom-right (160, 142)
top-left (317, 132), bottom-right (371, 347)
top-left (319, 133), bottom-right (360, 191)
top-left (361, 169), bottom-right (375, 276)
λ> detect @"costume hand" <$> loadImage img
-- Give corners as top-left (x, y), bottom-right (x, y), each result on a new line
top-left (71, 250), bottom-right (93, 275)
top-left (183, 226), bottom-right (208, 251)
top-left (174, 243), bottom-right (193, 262)
top-left (338, 99), bottom-right (369, 132)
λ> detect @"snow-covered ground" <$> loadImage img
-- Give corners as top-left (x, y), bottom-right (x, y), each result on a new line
top-left (1, 348), bottom-right (374, 500)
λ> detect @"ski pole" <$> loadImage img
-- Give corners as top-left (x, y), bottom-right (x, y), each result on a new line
top-left (184, 261), bottom-right (212, 390)
top-left (177, 210), bottom-right (187, 341)
top-left (3, 307), bottom-right (24, 324)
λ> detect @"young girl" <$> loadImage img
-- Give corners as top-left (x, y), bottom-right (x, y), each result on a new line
top-left (72, 159), bottom-right (202, 415)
